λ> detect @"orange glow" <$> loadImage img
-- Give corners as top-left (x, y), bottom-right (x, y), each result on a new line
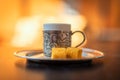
top-left (11, 16), bottom-right (42, 47)
top-left (11, 0), bottom-right (87, 48)
top-left (11, 15), bottom-right (86, 48)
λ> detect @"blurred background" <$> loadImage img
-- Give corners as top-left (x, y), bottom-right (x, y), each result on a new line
top-left (0, 0), bottom-right (120, 49)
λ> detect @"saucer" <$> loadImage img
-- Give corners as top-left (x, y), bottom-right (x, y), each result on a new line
top-left (14, 48), bottom-right (104, 62)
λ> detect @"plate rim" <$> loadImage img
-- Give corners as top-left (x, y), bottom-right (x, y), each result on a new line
top-left (14, 48), bottom-right (104, 61)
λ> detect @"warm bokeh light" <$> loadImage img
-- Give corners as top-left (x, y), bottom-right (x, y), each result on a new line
top-left (0, 0), bottom-right (119, 48)
top-left (11, 0), bottom-right (87, 48)
top-left (11, 16), bottom-right (43, 48)
top-left (11, 15), bottom-right (86, 48)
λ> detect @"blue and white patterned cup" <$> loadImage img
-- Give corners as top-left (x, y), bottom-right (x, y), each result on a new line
top-left (43, 23), bottom-right (86, 57)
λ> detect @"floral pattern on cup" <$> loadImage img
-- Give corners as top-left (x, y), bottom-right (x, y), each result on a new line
top-left (43, 31), bottom-right (71, 57)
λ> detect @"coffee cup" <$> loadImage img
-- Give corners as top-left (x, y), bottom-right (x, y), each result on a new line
top-left (43, 23), bottom-right (86, 57)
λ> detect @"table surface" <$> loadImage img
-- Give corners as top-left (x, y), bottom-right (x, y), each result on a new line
top-left (0, 40), bottom-right (120, 80)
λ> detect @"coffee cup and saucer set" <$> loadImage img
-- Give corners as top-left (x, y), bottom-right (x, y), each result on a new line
top-left (14, 23), bottom-right (104, 63)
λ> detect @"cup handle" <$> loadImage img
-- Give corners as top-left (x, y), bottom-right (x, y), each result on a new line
top-left (71, 31), bottom-right (86, 48)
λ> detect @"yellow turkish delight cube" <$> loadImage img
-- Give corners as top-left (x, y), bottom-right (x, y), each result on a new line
top-left (66, 47), bottom-right (82, 59)
top-left (51, 48), bottom-right (66, 59)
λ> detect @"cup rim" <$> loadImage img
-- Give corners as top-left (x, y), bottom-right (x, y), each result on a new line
top-left (43, 23), bottom-right (71, 31)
